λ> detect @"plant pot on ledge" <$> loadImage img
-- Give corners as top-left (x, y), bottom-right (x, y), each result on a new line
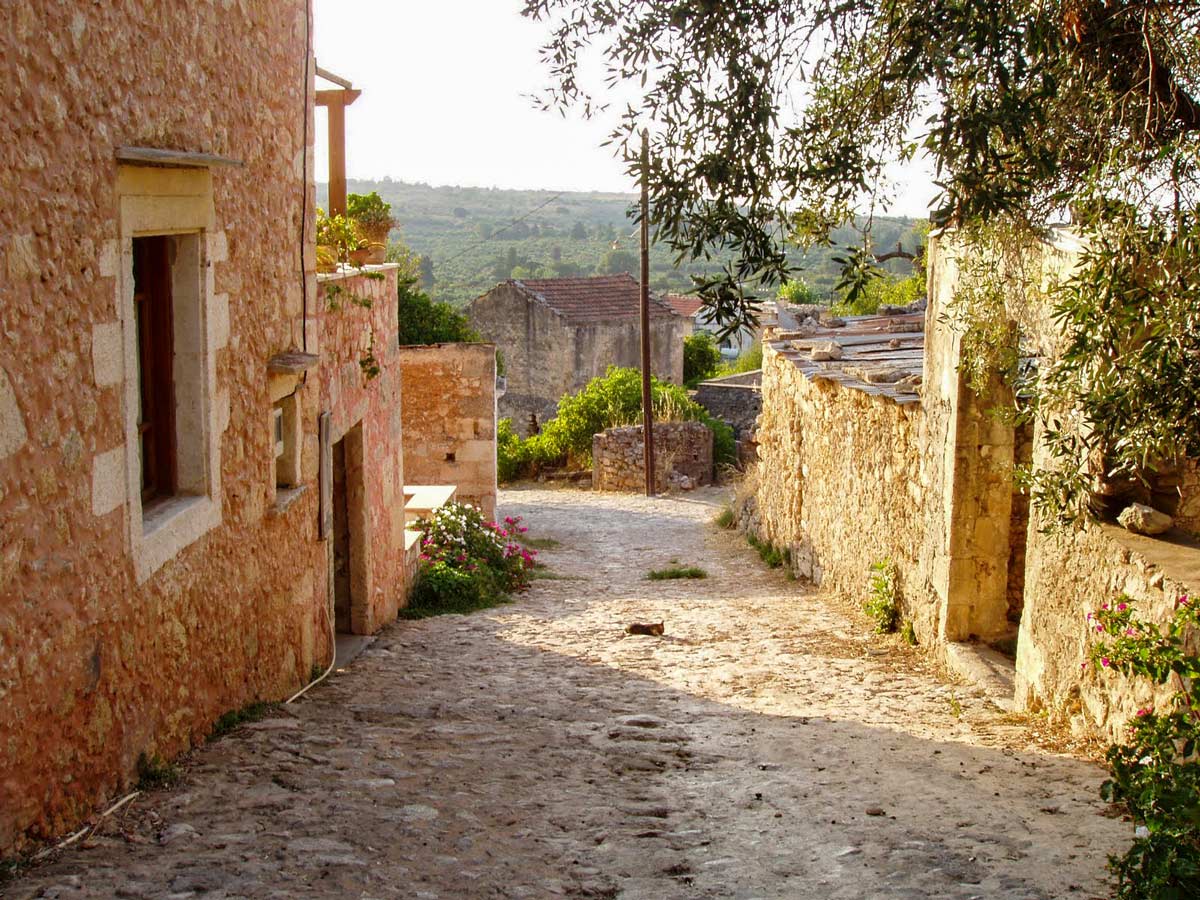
top-left (349, 247), bottom-right (372, 268)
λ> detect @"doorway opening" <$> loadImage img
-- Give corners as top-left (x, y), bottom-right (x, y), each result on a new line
top-left (331, 423), bottom-right (366, 635)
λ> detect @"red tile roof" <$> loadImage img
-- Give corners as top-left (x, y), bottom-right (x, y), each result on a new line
top-left (507, 273), bottom-right (678, 325)
top-left (665, 294), bottom-right (704, 318)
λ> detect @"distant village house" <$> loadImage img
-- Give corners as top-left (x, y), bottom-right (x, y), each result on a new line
top-left (469, 274), bottom-right (687, 434)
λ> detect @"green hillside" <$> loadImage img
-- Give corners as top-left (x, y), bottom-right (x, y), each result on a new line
top-left (320, 179), bottom-right (925, 308)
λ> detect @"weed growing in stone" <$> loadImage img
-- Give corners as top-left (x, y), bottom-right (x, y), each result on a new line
top-left (714, 505), bottom-right (736, 529)
top-left (864, 557), bottom-right (900, 633)
top-left (901, 621), bottom-right (917, 646)
top-left (403, 506), bottom-right (536, 619)
top-left (209, 701), bottom-right (279, 741)
top-left (136, 753), bottom-right (180, 791)
top-left (747, 534), bottom-right (789, 569)
top-left (521, 536), bottom-right (561, 550)
top-left (647, 566), bottom-right (708, 580)
top-left (947, 694), bottom-right (963, 718)
top-left (1089, 595), bottom-right (1200, 899)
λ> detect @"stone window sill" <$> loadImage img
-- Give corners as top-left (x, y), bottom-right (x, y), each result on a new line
top-left (271, 484), bottom-right (309, 517)
top-left (134, 493), bottom-right (220, 584)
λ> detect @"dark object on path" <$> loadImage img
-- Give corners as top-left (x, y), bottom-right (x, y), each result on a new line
top-left (626, 622), bottom-right (664, 636)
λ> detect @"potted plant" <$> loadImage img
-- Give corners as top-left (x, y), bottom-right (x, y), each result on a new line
top-left (346, 191), bottom-right (395, 265)
top-left (316, 208), bottom-right (368, 272)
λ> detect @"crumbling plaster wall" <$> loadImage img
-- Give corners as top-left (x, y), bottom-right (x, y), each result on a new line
top-left (0, 0), bottom-right (412, 855)
top-left (398, 343), bottom-right (498, 520)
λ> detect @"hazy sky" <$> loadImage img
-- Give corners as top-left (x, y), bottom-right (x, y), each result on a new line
top-left (313, 0), bottom-right (936, 217)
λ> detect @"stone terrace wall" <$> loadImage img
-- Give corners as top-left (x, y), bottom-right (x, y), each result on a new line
top-left (752, 346), bottom-right (939, 640)
top-left (593, 422), bottom-right (713, 493)
top-left (0, 0), bottom-right (324, 853)
top-left (398, 343), bottom-right (498, 521)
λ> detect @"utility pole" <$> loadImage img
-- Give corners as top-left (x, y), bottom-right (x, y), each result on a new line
top-left (639, 129), bottom-right (656, 497)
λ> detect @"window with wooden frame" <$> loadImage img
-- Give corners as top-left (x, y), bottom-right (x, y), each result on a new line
top-left (132, 235), bottom-right (177, 503)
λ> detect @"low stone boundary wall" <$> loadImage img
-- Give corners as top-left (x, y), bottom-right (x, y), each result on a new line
top-left (593, 422), bottom-right (713, 493)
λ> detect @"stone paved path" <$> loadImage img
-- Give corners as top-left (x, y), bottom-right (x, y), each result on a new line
top-left (5, 487), bottom-right (1126, 899)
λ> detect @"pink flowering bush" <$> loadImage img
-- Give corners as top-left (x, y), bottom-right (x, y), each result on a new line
top-left (1089, 594), bottom-right (1200, 898)
top-left (404, 502), bottom-right (536, 618)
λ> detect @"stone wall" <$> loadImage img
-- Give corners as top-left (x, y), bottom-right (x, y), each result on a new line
top-left (693, 372), bottom-right (762, 439)
top-left (398, 343), bottom-right (498, 521)
top-left (593, 422), bottom-right (713, 493)
top-left (752, 347), bottom-right (940, 641)
top-left (315, 267), bottom-right (410, 636)
top-left (0, 2), bottom-right (414, 854)
top-left (469, 283), bottom-right (687, 436)
top-left (469, 284), bottom-right (572, 434)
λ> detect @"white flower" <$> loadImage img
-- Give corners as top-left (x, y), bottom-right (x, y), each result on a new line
top-left (1134, 826), bottom-right (1150, 839)
top-left (1139, 756), bottom-right (1153, 766)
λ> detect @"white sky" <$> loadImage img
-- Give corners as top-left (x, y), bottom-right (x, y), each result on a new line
top-left (313, 0), bottom-right (937, 218)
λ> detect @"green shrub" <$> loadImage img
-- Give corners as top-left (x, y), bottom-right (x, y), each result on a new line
top-left (864, 558), bottom-right (900, 633)
top-left (497, 417), bottom-right (530, 483)
top-left (778, 277), bottom-right (821, 305)
top-left (497, 366), bottom-right (735, 480)
top-left (684, 331), bottom-right (722, 388)
top-left (1090, 595), bottom-right (1200, 899)
top-left (398, 280), bottom-right (482, 346)
top-left (831, 269), bottom-right (925, 316)
top-left (403, 504), bottom-right (535, 618)
top-left (716, 342), bottom-right (763, 376)
top-left (647, 566), bottom-right (707, 580)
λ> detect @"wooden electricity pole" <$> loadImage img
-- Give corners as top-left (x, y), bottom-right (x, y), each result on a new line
top-left (639, 129), bottom-right (656, 497)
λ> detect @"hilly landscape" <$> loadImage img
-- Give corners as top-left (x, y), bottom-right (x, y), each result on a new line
top-left (320, 179), bottom-right (926, 308)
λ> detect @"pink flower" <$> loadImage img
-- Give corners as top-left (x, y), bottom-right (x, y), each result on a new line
top-left (1101, 657), bottom-right (1111, 668)
top-left (1117, 602), bottom-right (1127, 611)
top-left (1087, 612), bottom-right (1094, 621)
top-left (1177, 595), bottom-right (1190, 608)
top-left (1080, 661), bottom-right (1088, 672)
top-left (1102, 603), bottom-right (1110, 611)
top-left (1126, 628), bottom-right (1136, 636)
top-left (1095, 624), bottom-right (1104, 633)
top-left (1136, 708), bottom-right (1151, 717)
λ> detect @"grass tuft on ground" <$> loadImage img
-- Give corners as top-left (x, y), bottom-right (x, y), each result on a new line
top-left (647, 566), bottom-right (708, 580)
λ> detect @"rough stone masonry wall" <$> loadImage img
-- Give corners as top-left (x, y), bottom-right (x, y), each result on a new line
top-left (752, 347), bottom-right (940, 641)
top-left (315, 267), bottom-right (409, 635)
top-left (0, 0), bottom-right (340, 854)
top-left (469, 284), bottom-right (687, 436)
top-left (694, 373), bottom-right (762, 439)
top-left (593, 422), bottom-right (713, 493)
top-left (398, 343), bottom-right (498, 521)
top-left (469, 285), bottom-right (574, 435)
top-left (928, 232), bottom-right (1200, 737)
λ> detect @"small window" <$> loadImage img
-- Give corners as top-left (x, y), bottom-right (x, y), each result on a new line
top-left (132, 236), bottom-right (177, 503)
top-left (274, 393), bottom-right (301, 489)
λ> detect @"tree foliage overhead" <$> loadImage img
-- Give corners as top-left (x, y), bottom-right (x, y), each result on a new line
top-left (523, 0), bottom-right (1200, 331)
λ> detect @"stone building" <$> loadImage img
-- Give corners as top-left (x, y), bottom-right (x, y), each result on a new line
top-left (469, 274), bottom-right (687, 434)
top-left (744, 231), bottom-right (1200, 740)
top-left (0, 1), bottom-right (472, 854)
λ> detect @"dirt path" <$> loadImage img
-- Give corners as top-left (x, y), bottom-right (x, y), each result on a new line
top-left (5, 486), bottom-right (1125, 899)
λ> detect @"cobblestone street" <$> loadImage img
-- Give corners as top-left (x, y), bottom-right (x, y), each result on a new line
top-left (5, 487), bottom-right (1125, 899)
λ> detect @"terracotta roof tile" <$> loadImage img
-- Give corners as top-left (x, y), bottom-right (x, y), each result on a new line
top-left (665, 294), bottom-right (704, 318)
top-left (507, 273), bottom-right (678, 325)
